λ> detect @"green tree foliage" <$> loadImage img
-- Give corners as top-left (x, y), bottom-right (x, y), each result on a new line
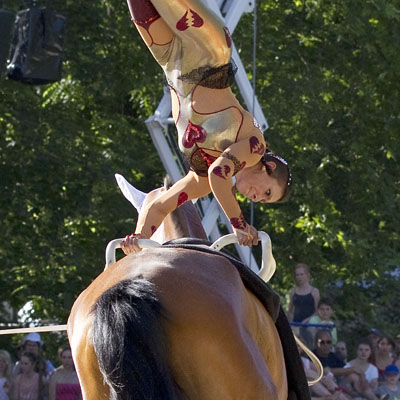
top-left (0, 0), bottom-right (166, 326)
top-left (0, 0), bottom-right (399, 351)
top-left (235, 0), bottom-right (400, 341)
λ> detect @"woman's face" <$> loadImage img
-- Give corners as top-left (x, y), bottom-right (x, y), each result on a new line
top-left (378, 338), bottom-right (391, 354)
top-left (20, 356), bottom-right (34, 374)
top-left (61, 350), bottom-right (74, 369)
top-left (235, 164), bottom-right (283, 204)
top-left (357, 344), bottom-right (371, 361)
top-left (24, 340), bottom-right (40, 355)
top-left (295, 267), bottom-right (309, 285)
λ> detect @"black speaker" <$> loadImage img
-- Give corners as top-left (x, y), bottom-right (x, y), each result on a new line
top-left (0, 9), bottom-right (15, 74)
top-left (7, 6), bottom-right (66, 85)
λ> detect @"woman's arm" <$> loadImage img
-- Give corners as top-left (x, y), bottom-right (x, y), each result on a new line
top-left (287, 288), bottom-right (295, 321)
top-left (49, 370), bottom-right (57, 400)
top-left (10, 375), bottom-right (20, 400)
top-left (208, 134), bottom-right (266, 245)
top-left (122, 171), bottom-right (210, 254)
top-left (134, 171), bottom-right (210, 238)
top-left (369, 378), bottom-right (378, 391)
top-left (312, 287), bottom-right (320, 312)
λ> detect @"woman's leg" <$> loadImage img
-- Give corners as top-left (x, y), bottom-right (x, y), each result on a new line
top-left (127, 0), bottom-right (231, 72)
top-left (310, 382), bottom-right (333, 397)
top-left (126, 0), bottom-right (175, 66)
top-left (122, 171), bottom-right (210, 254)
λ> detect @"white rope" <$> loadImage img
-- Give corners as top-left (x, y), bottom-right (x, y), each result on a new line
top-left (295, 335), bottom-right (324, 386)
top-left (0, 324), bottom-right (67, 335)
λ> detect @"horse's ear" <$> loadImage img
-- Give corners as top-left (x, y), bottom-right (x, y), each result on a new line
top-left (115, 174), bottom-right (147, 212)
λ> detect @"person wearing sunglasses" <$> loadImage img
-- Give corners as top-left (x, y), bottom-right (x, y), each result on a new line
top-left (314, 330), bottom-right (365, 386)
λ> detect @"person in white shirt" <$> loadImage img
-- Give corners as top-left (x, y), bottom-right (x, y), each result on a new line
top-left (343, 340), bottom-right (378, 400)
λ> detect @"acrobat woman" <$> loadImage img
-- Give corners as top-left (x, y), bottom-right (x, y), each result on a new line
top-left (122, 0), bottom-right (292, 251)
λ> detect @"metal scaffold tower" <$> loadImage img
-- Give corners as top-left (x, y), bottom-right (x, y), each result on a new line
top-left (145, 0), bottom-right (268, 272)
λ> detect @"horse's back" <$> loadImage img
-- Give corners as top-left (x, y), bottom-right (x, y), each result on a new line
top-left (69, 247), bottom-right (287, 400)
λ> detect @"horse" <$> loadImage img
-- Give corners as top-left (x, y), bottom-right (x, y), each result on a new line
top-left (67, 180), bottom-right (308, 400)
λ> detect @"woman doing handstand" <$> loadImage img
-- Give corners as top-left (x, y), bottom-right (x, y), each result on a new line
top-left (122, 0), bottom-right (292, 252)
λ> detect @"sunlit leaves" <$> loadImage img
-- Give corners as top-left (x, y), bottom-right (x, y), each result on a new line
top-left (235, 0), bottom-right (400, 338)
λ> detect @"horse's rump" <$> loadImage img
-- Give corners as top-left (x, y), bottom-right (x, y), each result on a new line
top-left (70, 246), bottom-right (291, 399)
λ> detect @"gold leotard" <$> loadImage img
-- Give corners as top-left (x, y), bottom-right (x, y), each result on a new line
top-left (128, 0), bottom-right (265, 176)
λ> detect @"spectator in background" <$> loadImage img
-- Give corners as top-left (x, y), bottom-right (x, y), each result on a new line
top-left (335, 342), bottom-right (348, 364)
top-left (368, 329), bottom-right (383, 353)
top-left (343, 339), bottom-right (378, 400)
top-left (314, 330), bottom-right (362, 384)
top-left (375, 365), bottom-right (400, 400)
top-left (11, 352), bottom-right (48, 400)
top-left (307, 299), bottom-right (338, 346)
top-left (300, 346), bottom-right (350, 400)
top-left (373, 335), bottom-right (400, 381)
top-left (0, 350), bottom-right (13, 400)
top-left (49, 346), bottom-right (81, 400)
top-left (288, 263), bottom-right (320, 346)
top-left (14, 333), bottom-right (55, 380)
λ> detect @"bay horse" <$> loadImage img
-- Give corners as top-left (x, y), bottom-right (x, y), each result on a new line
top-left (68, 180), bottom-right (309, 400)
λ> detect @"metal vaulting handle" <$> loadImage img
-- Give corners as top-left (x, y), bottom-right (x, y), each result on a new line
top-left (209, 231), bottom-right (276, 283)
top-left (104, 231), bottom-right (276, 282)
top-left (105, 238), bottom-right (162, 270)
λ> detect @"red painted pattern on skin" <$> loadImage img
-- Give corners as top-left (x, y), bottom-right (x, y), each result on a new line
top-left (182, 121), bottom-right (207, 148)
top-left (191, 9), bottom-right (204, 27)
top-left (230, 213), bottom-right (247, 230)
top-left (176, 9), bottom-right (204, 31)
top-left (239, 161), bottom-right (246, 172)
top-left (212, 164), bottom-right (231, 180)
top-left (151, 225), bottom-right (156, 235)
top-left (176, 10), bottom-right (189, 31)
top-left (224, 27), bottom-right (232, 48)
top-left (249, 136), bottom-right (265, 155)
top-left (177, 192), bottom-right (189, 207)
top-left (212, 166), bottom-right (225, 180)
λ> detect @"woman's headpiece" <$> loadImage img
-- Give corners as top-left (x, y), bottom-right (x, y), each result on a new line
top-left (262, 151), bottom-right (293, 202)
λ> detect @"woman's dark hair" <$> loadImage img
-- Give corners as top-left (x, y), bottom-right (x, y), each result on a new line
top-left (356, 339), bottom-right (373, 362)
top-left (377, 335), bottom-right (396, 349)
top-left (21, 351), bottom-right (37, 365)
top-left (262, 151), bottom-right (293, 203)
top-left (318, 298), bottom-right (334, 308)
top-left (58, 344), bottom-right (71, 360)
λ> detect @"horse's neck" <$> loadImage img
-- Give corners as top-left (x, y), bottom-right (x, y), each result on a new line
top-left (166, 202), bottom-right (208, 241)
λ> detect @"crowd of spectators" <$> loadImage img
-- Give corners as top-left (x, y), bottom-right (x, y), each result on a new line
top-left (289, 263), bottom-right (400, 400)
top-left (0, 333), bottom-right (81, 400)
